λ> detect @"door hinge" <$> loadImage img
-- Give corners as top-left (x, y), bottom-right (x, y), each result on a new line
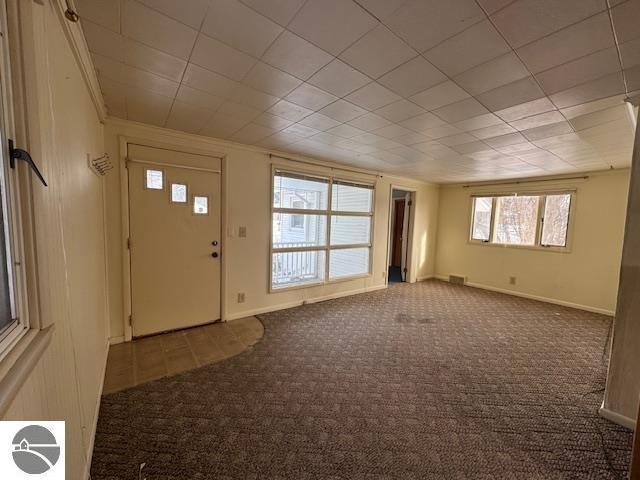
top-left (128, 315), bottom-right (132, 326)
top-left (407, 200), bottom-right (412, 206)
top-left (127, 238), bottom-right (131, 249)
top-left (403, 268), bottom-right (408, 273)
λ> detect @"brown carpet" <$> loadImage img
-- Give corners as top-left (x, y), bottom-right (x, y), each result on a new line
top-left (91, 280), bottom-right (633, 479)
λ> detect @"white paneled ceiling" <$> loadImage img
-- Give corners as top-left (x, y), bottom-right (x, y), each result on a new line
top-left (77, 0), bottom-right (640, 182)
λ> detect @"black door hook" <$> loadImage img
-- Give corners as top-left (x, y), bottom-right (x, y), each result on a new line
top-left (8, 139), bottom-right (48, 187)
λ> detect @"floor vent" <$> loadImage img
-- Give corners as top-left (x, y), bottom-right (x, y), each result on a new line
top-left (449, 275), bottom-right (466, 285)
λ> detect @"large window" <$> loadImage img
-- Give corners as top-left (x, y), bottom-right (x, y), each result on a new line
top-left (271, 169), bottom-right (374, 290)
top-left (470, 192), bottom-right (573, 249)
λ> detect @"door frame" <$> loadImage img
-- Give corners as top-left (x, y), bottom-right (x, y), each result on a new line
top-left (119, 135), bottom-right (227, 342)
top-left (385, 185), bottom-right (416, 285)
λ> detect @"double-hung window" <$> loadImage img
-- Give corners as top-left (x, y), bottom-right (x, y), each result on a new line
top-left (470, 192), bottom-right (573, 249)
top-left (271, 169), bottom-right (374, 290)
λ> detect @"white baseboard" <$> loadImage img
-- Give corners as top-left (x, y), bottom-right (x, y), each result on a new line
top-left (599, 402), bottom-right (636, 430)
top-left (416, 275), bottom-right (435, 282)
top-left (108, 336), bottom-right (124, 345)
top-left (434, 275), bottom-right (615, 316)
top-left (84, 339), bottom-right (110, 479)
top-left (224, 284), bottom-right (387, 321)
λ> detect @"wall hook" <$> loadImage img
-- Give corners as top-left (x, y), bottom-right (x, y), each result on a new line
top-left (8, 139), bottom-right (48, 187)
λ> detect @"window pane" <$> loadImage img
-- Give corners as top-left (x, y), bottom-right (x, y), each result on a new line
top-left (331, 181), bottom-right (373, 213)
top-left (330, 215), bottom-right (371, 245)
top-left (193, 196), bottom-right (208, 215)
top-left (541, 194), bottom-right (571, 247)
top-left (471, 197), bottom-right (492, 241)
top-left (171, 183), bottom-right (187, 203)
top-left (493, 195), bottom-right (540, 245)
top-left (272, 250), bottom-right (325, 289)
top-left (329, 247), bottom-right (369, 279)
top-left (146, 169), bottom-right (163, 189)
top-left (273, 172), bottom-right (328, 210)
top-left (0, 180), bottom-right (13, 335)
top-left (272, 213), bottom-right (327, 248)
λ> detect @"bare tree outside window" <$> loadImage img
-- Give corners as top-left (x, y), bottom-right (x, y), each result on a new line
top-left (541, 194), bottom-right (571, 247)
top-left (493, 196), bottom-right (540, 245)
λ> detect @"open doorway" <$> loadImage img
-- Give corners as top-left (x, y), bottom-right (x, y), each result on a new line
top-left (388, 188), bottom-right (414, 283)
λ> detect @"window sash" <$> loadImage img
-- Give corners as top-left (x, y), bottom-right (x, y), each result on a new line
top-left (271, 168), bottom-right (374, 290)
top-left (469, 191), bottom-right (573, 249)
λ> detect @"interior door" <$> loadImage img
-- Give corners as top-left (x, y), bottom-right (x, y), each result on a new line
top-left (127, 144), bottom-right (221, 337)
top-left (392, 199), bottom-right (405, 267)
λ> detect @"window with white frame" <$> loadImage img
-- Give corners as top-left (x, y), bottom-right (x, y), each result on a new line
top-left (271, 169), bottom-right (374, 290)
top-left (470, 192), bottom-right (573, 248)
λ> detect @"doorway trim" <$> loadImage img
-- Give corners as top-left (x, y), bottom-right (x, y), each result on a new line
top-left (385, 185), bottom-right (416, 286)
top-left (118, 135), bottom-right (227, 342)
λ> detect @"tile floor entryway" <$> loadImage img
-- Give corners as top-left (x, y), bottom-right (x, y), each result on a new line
top-left (103, 317), bottom-right (263, 394)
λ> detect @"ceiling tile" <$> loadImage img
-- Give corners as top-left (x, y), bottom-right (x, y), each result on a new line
top-left (476, 76), bottom-right (544, 112)
top-left (347, 113), bottom-right (393, 131)
top-left (77, 0), bottom-right (120, 31)
top-left (412, 141), bottom-right (458, 158)
top-left (262, 31), bottom-right (333, 80)
top-left (318, 99), bottom-right (369, 122)
top-left (326, 124), bottom-right (367, 138)
top-left (201, 113), bottom-right (248, 138)
top-left (399, 112), bottom-right (446, 133)
top-left (494, 97), bottom-right (556, 122)
top-left (355, 0), bottom-right (409, 20)
top-left (622, 64), bottom-right (640, 92)
top-left (123, 39), bottom-right (187, 82)
top-left (231, 123), bottom-right (280, 143)
top-left (82, 19), bottom-right (125, 60)
top-left (345, 82), bottom-right (401, 110)
top-left (451, 140), bottom-right (492, 154)
top-left (409, 81), bottom-right (470, 110)
top-left (229, 84), bottom-right (280, 109)
top-left (288, 0), bottom-right (378, 55)
top-left (243, 61), bottom-right (302, 97)
top-left (490, 0), bottom-right (607, 48)
top-left (377, 56), bottom-right (446, 97)
top-left (483, 132), bottom-right (526, 148)
top-left (267, 99), bottom-right (314, 122)
top-left (375, 99), bottom-right (426, 122)
top-left (298, 113), bottom-right (342, 131)
top-left (137, 0), bottom-right (211, 29)
top-left (432, 98), bottom-right (489, 123)
top-left (175, 84), bottom-right (225, 110)
top-left (283, 123), bottom-right (321, 138)
top-left (475, 0), bottom-right (515, 14)
top-left (239, 0), bottom-right (306, 26)
top-left (183, 63), bottom-right (240, 98)
top-left (521, 121), bottom-right (574, 141)
top-left (284, 83), bottom-right (338, 110)
top-left (509, 110), bottom-right (565, 131)
top-left (454, 113), bottom-right (503, 132)
top-left (560, 95), bottom-right (626, 119)
top-left (201, 0), bottom-right (282, 57)
top-left (421, 124), bottom-right (464, 139)
top-left (536, 48), bottom-right (622, 96)
top-left (516, 13), bottom-right (614, 74)
top-left (386, 0), bottom-right (485, 52)
top-left (253, 112), bottom-right (294, 130)
top-left (190, 34), bottom-right (257, 81)
top-left (424, 20), bottom-right (510, 77)
top-left (453, 52), bottom-right (530, 95)
top-left (549, 72), bottom-right (626, 109)
top-left (568, 104), bottom-right (629, 131)
top-left (373, 124), bottom-right (414, 139)
top-left (126, 90), bottom-right (173, 126)
top-left (217, 100), bottom-right (262, 121)
top-left (620, 37), bottom-right (640, 70)
top-left (165, 101), bottom-right (214, 134)
top-left (307, 59), bottom-right (372, 97)
top-left (393, 132), bottom-right (431, 145)
top-left (438, 133), bottom-right (477, 146)
top-left (122, 0), bottom-right (197, 59)
top-left (611, 0), bottom-right (640, 44)
top-left (339, 25), bottom-right (417, 78)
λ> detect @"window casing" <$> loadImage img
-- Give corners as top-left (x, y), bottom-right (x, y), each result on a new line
top-left (270, 168), bottom-right (374, 290)
top-left (470, 192), bottom-right (573, 250)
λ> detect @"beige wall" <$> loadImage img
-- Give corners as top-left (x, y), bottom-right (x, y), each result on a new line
top-left (434, 169), bottom-right (630, 314)
top-left (1, 2), bottom-right (109, 479)
top-left (103, 120), bottom-right (440, 340)
top-left (603, 119), bottom-right (640, 426)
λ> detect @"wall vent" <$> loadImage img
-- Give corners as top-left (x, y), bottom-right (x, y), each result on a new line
top-left (449, 275), bottom-right (466, 285)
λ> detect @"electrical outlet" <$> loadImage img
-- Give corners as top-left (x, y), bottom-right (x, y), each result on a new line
top-left (509, 276), bottom-right (517, 285)
top-left (238, 226), bottom-right (247, 238)
top-left (237, 292), bottom-right (245, 303)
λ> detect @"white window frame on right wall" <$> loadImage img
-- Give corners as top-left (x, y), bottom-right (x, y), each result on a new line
top-left (468, 190), bottom-right (576, 253)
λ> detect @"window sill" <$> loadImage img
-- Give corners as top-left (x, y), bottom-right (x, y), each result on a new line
top-left (270, 273), bottom-right (373, 293)
top-left (468, 240), bottom-right (571, 254)
top-left (0, 325), bottom-right (54, 416)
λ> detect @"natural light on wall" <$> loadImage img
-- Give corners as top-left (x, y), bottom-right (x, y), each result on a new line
top-left (470, 192), bottom-right (573, 249)
top-left (270, 169), bottom-right (374, 290)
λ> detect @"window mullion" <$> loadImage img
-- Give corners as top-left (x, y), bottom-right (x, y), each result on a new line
top-left (489, 197), bottom-right (497, 243)
top-left (325, 177), bottom-right (333, 282)
top-left (537, 195), bottom-right (547, 247)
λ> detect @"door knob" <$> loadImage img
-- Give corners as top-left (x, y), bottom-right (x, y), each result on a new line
top-left (212, 241), bottom-right (218, 246)
top-left (211, 252), bottom-right (219, 258)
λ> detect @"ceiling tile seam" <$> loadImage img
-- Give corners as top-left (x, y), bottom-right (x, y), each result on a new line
top-left (605, 0), bottom-right (630, 98)
top-left (164, 1), bottom-right (217, 130)
top-left (127, 0), bottom-right (203, 32)
top-left (237, 0), bottom-right (310, 29)
top-left (472, 0), bottom-right (577, 135)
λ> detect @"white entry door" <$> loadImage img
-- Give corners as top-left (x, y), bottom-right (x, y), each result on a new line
top-left (127, 144), bottom-right (221, 337)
